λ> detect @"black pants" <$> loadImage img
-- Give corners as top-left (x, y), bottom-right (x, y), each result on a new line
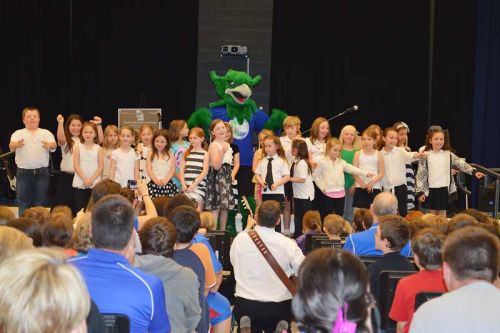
top-left (321, 193), bottom-right (345, 219)
top-left (293, 198), bottom-right (312, 238)
top-left (74, 188), bottom-right (92, 213)
top-left (53, 171), bottom-right (77, 214)
top-left (312, 182), bottom-right (324, 216)
top-left (394, 184), bottom-right (408, 217)
top-left (233, 297), bottom-right (292, 333)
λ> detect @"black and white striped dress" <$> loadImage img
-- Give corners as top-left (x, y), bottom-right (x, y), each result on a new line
top-left (184, 150), bottom-right (207, 201)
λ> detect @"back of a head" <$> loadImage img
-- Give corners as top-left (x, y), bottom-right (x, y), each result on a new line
top-left (152, 196), bottom-right (170, 218)
top-left (72, 213), bottom-right (93, 253)
top-left (372, 192), bottom-right (398, 218)
top-left (0, 206), bottom-right (15, 225)
top-left (323, 214), bottom-right (346, 237)
top-left (86, 179), bottom-right (121, 211)
top-left (0, 226), bottom-right (33, 264)
top-left (91, 194), bottom-right (134, 250)
top-left (43, 213), bottom-right (74, 248)
top-left (139, 217), bottom-right (177, 258)
top-left (352, 208), bottom-right (373, 232)
top-left (443, 226), bottom-right (499, 282)
top-left (379, 215), bottom-right (410, 252)
top-left (408, 217), bottom-right (429, 238)
top-left (50, 205), bottom-right (73, 220)
top-left (200, 211), bottom-right (216, 231)
top-left (170, 205), bottom-right (200, 243)
top-left (163, 194), bottom-right (197, 219)
top-left (257, 200), bottom-right (281, 228)
top-left (448, 213), bottom-right (478, 234)
top-left (119, 187), bottom-right (136, 204)
top-left (293, 248), bottom-right (371, 333)
top-left (7, 217), bottom-right (43, 247)
top-left (461, 208), bottom-right (490, 224)
top-left (21, 206), bottom-right (51, 226)
top-left (0, 248), bottom-right (90, 333)
top-left (412, 228), bottom-right (445, 270)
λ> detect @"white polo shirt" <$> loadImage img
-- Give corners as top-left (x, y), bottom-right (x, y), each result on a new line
top-left (230, 225), bottom-right (305, 302)
top-left (292, 159), bottom-right (315, 200)
top-left (304, 137), bottom-right (326, 163)
top-left (10, 128), bottom-right (56, 169)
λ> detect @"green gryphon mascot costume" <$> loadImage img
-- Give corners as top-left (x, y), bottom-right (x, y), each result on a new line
top-left (188, 69), bottom-right (287, 233)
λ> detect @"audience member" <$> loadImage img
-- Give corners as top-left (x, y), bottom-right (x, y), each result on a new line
top-left (323, 214), bottom-right (348, 241)
top-left (448, 213), bottom-right (478, 234)
top-left (407, 217), bottom-right (428, 237)
top-left (0, 226), bottom-right (33, 263)
top-left (0, 248), bottom-right (89, 333)
top-left (70, 195), bottom-right (170, 333)
top-left (21, 206), bottom-right (51, 226)
top-left (389, 228), bottom-right (447, 333)
top-left (293, 248), bottom-right (377, 333)
top-left (163, 193), bottom-right (197, 218)
top-left (72, 213), bottom-right (93, 254)
top-left (426, 215), bottom-right (448, 234)
top-left (0, 206), bottom-right (15, 225)
top-left (368, 214), bottom-right (415, 299)
top-left (152, 195), bottom-right (169, 217)
top-left (231, 200), bottom-right (304, 332)
top-left (200, 211), bottom-right (216, 232)
top-left (344, 192), bottom-right (412, 256)
top-left (404, 210), bottom-right (423, 221)
top-left (410, 227), bottom-right (500, 332)
top-left (295, 210), bottom-right (322, 253)
top-left (136, 217), bottom-right (201, 333)
top-left (461, 208), bottom-right (491, 224)
top-left (43, 213), bottom-right (76, 256)
top-left (352, 207), bottom-right (373, 232)
top-left (7, 217), bottom-right (43, 247)
top-left (50, 204), bottom-right (74, 219)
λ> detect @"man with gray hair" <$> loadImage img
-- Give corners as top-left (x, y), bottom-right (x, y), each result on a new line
top-left (343, 192), bottom-right (412, 256)
top-left (410, 227), bottom-right (500, 332)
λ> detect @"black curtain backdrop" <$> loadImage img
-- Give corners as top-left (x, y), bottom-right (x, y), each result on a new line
top-left (473, 0), bottom-right (500, 168)
top-left (270, 0), bottom-right (476, 159)
top-left (0, 0), bottom-right (198, 153)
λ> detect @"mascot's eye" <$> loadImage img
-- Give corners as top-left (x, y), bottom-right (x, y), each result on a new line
top-left (228, 81), bottom-right (236, 88)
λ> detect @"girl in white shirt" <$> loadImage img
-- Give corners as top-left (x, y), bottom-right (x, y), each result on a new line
top-left (146, 129), bottom-right (178, 198)
top-left (353, 127), bottom-right (385, 209)
top-left (289, 139), bottom-right (314, 238)
top-left (252, 129), bottom-right (274, 210)
top-left (255, 135), bottom-right (290, 219)
top-left (416, 128), bottom-right (484, 216)
top-left (73, 122), bottom-right (103, 212)
top-left (110, 126), bottom-right (139, 188)
top-left (101, 125), bottom-right (119, 179)
top-left (280, 116), bottom-right (301, 236)
top-left (314, 138), bottom-right (373, 219)
top-left (137, 124), bottom-right (154, 184)
top-left (381, 127), bottom-right (423, 217)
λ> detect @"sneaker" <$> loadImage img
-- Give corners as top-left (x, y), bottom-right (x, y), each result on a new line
top-left (240, 315), bottom-right (251, 333)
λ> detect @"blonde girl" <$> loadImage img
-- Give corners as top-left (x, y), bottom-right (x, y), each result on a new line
top-left (137, 124), bottom-right (154, 184)
top-left (252, 129), bottom-right (274, 208)
top-left (102, 125), bottom-right (119, 179)
top-left (313, 138), bottom-right (373, 219)
top-left (168, 119), bottom-right (190, 190)
top-left (339, 124), bottom-right (361, 223)
top-left (353, 127), bottom-right (385, 209)
top-left (180, 127), bottom-right (209, 211)
top-left (110, 126), bottom-right (139, 188)
top-left (72, 122), bottom-right (103, 213)
top-left (146, 129), bottom-right (178, 198)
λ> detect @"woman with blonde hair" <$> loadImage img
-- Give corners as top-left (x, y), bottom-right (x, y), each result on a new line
top-left (0, 248), bottom-right (90, 333)
top-left (0, 226), bottom-right (33, 263)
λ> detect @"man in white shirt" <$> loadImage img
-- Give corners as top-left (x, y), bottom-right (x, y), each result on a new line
top-left (410, 226), bottom-right (500, 333)
top-left (230, 200), bottom-right (304, 332)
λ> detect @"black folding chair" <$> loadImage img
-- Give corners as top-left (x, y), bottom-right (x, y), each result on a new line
top-left (205, 230), bottom-right (231, 270)
top-left (304, 233), bottom-right (328, 253)
top-left (414, 291), bottom-right (444, 311)
top-left (378, 270), bottom-right (415, 333)
top-left (102, 313), bottom-right (130, 333)
top-left (311, 238), bottom-right (343, 251)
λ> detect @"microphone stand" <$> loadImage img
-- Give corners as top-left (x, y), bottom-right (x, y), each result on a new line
top-left (301, 107), bottom-right (357, 136)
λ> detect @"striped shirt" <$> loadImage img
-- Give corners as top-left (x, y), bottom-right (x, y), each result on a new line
top-left (184, 150), bottom-right (207, 198)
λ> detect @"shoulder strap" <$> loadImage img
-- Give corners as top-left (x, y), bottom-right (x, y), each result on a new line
top-left (248, 230), bottom-right (297, 296)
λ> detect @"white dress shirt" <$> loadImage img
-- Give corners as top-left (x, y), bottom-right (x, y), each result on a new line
top-left (292, 159), bottom-right (315, 200)
top-left (255, 154), bottom-right (290, 195)
top-left (381, 146), bottom-right (415, 190)
top-left (230, 225), bottom-right (305, 302)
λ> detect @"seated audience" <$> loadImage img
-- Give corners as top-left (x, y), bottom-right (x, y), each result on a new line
top-left (404, 210), bottom-right (424, 222)
top-left (389, 228), bottom-right (447, 333)
top-left (344, 192), bottom-right (412, 256)
top-left (295, 210), bottom-right (322, 253)
top-left (448, 213), bottom-right (478, 234)
top-left (410, 227), bottom-right (500, 332)
top-left (72, 213), bottom-right (93, 254)
top-left (43, 213), bottom-right (76, 256)
top-left (70, 195), bottom-right (170, 333)
top-left (7, 217), bottom-right (43, 247)
top-left (0, 248), bottom-right (89, 333)
top-left (293, 248), bottom-right (376, 333)
top-left (152, 195), bottom-right (169, 217)
top-left (407, 217), bottom-right (428, 237)
top-left (163, 193), bottom-right (197, 218)
top-left (0, 226), bottom-right (33, 263)
top-left (461, 208), bottom-right (492, 224)
top-left (426, 215), bottom-right (448, 234)
top-left (368, 214), bottom-right (416, 299)
top-left (352, 207), bottom-right (374, 232)
top-left (136, 217), bottom-right (202, 333)
top-left (200, 211), bottom-right (217, 232)
top-left (50, 204), bottom-right (74, 219)
top-left (231, 200), bottom-right (304, 332)
top-left (21, 206), bottom-right (51, 226)
top-left (323, 214), bottom-right (349, 241)
top-left (0, 206), bottom-right (15, 225)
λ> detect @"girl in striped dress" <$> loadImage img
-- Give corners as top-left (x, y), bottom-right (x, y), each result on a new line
top-left (146, 129), bottom-right (178, 198)
top-left (180, 127), bottom-right (209, 211)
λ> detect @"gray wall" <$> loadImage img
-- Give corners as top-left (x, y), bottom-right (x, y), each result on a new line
top-left (196, 0), bottom-right (274, 113)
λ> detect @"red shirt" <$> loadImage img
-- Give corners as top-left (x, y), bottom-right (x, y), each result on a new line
top-left (389, 269), bottom-right (447, 333)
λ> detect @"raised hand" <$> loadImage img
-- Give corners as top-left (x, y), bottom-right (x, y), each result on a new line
top-left (57, 114), bottom-right (64, 123)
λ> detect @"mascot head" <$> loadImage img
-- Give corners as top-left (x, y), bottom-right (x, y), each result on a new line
top-left (210, 70), bottom-right (262, 124)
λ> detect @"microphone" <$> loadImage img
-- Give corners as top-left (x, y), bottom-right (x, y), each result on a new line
top-left (274, 320), bottom-right (289, 333)
top-left (345, 105), bottom-right (358, 113)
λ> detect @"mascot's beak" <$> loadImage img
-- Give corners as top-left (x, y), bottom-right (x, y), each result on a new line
top-left (225, 84), bottom-right (252, 105)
